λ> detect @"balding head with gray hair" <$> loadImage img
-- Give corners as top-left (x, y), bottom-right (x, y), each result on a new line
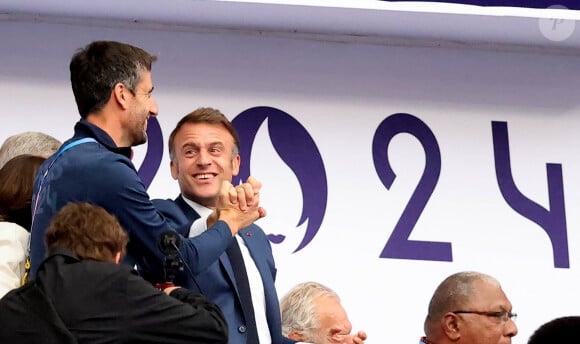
top-left (0, 132), bottom-right (61, 168)
top-left (422, 271), bottom-right (517, 344)
top-left (426, 271), bottom-right (499, 324)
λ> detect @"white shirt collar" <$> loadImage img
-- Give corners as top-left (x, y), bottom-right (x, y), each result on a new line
top-left (181, 195), bottom-right (213, 219)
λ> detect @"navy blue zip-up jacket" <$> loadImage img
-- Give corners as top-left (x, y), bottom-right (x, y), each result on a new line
top-left (29, 119), bottom-right (234, 288)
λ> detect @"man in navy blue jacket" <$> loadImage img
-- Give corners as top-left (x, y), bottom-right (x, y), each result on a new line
top-left (154, 107), bottom-right (295, 344)
top-left (29, 40), bottom-right (264, 292)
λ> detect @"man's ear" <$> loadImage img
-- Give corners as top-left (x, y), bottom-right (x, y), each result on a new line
top-left (170, 159), bottom-right (178, 180)
top-left (442, 313), bottom-right (461, 341)
top-left (287, 331), bottom-right (304, 341)
top-left (114, 252), bottom-right (121, 264)
top-left (112, 82), bottom-right (131, 110)
top-left (231, 154), bottom-right (240, 177)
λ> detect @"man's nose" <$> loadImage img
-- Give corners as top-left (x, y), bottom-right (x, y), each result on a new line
top-left (149, 97), bottom-right (159, 117)
top-left (196, 150), bottom-right (212, 165)
top-left (505, 318), bottom-right (518, 337)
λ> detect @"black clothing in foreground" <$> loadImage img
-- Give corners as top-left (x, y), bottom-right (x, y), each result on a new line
top-left (0, 250), bottom-right (228, 344)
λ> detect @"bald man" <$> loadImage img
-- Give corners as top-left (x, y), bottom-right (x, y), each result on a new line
top-left (420, 271), bottom-right (517, 344)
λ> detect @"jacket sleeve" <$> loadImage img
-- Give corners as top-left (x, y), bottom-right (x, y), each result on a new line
top-left (95, 157), bottom-right (232, 281)
top-left (123, 270), bottom-right (228, 344)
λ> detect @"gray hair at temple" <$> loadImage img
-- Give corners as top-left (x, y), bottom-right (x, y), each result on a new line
top-left (0, 132), bottom-right (61, 169)
top-left (280, 281), bottom-right (340, 341)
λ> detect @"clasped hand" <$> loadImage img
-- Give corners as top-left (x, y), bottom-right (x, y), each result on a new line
top-left (213, 176), bottom-right (266, 235)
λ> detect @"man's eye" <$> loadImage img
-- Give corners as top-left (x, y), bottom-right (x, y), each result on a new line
top-left (330, 333), bottom-right (347, 341)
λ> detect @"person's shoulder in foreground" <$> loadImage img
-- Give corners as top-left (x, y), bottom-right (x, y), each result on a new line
top-left (1, 202), bottom-right (227, 344)
top-left (527, 316), bottom-right (580, 344)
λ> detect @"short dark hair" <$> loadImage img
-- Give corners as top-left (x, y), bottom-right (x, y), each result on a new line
top-left (0, 154), bottom-right (46, 228)
top-left (70, 40), bottom-right (157, 118)
top-left (168, 107), bottom-right (240, 161)
top-left (45, 202), bottom-right (129, 262)
top-left (528, 316), bottom-right (580, 344)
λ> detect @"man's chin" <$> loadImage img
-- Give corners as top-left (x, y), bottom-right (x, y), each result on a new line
top-left (185, 192), bottom-right (218, 207)
top-left (132, 133), bottom-right (148, 147)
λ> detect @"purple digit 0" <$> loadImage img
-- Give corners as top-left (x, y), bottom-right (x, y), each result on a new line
top-left (372, 113), bottom-right (452, 261)
top-left (492, 121), bottom-right (569, 268)
top-left (137, 117), bottom-right (164, 190)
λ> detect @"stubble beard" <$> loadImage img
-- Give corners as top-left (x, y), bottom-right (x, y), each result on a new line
top-left (131, 116), bottom-right (148, 146)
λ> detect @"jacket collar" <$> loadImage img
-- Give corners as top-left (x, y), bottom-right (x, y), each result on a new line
top-left (72, 119), bottom-right (133, 159)
top-left (44, 248), bottom-right (81, 263)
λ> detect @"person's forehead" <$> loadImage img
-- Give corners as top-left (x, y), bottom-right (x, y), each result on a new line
top-left (315, 296), bottom-right (348, 321)
top-left (176, 122), bottom-right (234, 144)
top-left (468, 280), bottom-right (512, 309)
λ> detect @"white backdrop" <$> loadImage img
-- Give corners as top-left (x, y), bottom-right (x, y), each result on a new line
top-left (2, 19), bottom-right (580, 343)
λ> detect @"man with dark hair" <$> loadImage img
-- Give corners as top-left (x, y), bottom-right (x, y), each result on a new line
top-left (69, 40), bottom-right (156, 121)
top-left (0, 202), bottom-right (228, 343)
top-left (527, 316), bottom-right (580, 344)
top-left (420, 271), bottom-right (518, 344)
top-left (29, 40), bottom-right (264, 293)
top-left (154, 107), bottom-right (292, 344)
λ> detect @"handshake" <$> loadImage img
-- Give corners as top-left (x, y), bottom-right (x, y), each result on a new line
top-left (208, 176), bottom-right (266, 236)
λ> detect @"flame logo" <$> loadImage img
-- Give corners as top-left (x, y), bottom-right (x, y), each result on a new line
top-left (232, 106), bottom-right (327, 253)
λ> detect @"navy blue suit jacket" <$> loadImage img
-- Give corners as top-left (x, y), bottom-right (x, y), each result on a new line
top-left (153, 196), bottom-right (294, 344)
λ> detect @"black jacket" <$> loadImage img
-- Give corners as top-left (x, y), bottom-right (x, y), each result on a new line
top-left (0, 250), bottom-right (228, 343)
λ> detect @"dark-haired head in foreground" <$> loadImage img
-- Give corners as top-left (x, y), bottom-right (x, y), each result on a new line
top-left (527, 316), bottom-right (580, 344)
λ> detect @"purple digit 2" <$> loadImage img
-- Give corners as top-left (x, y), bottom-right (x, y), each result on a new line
top-left (372, 113), bottom-right (452, 262)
